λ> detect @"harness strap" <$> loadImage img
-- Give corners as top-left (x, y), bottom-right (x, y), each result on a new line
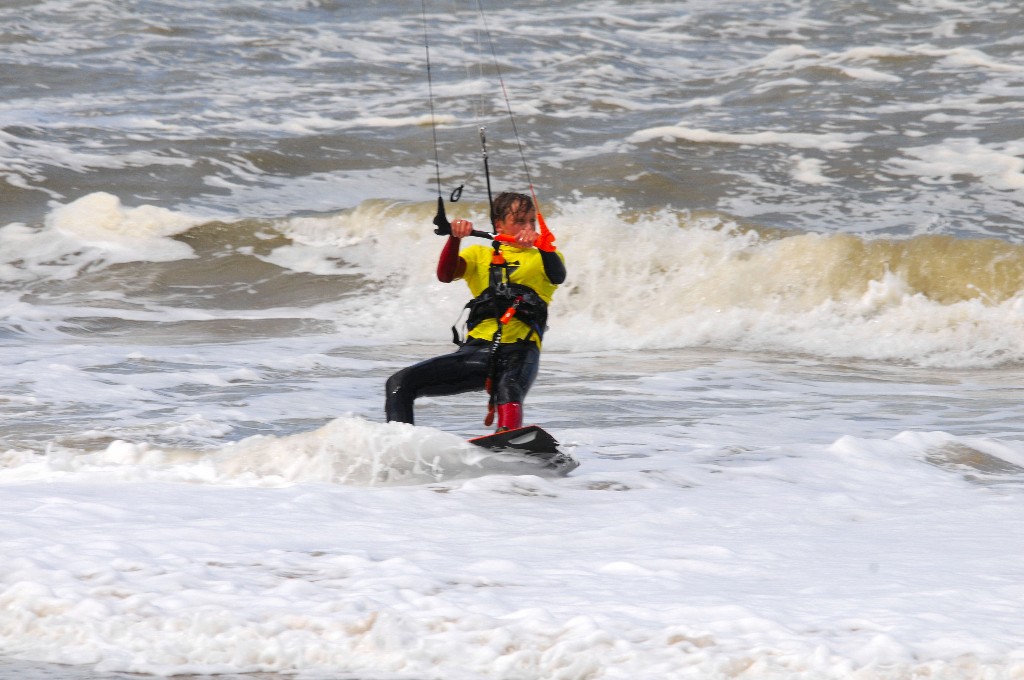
top-left (483, 242), bottom-right (524, 425)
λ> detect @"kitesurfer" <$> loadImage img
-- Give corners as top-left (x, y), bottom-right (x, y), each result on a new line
top-left (385, 192), bottom-right (566, 432)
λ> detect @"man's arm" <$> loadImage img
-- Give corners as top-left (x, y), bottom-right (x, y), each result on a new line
top-left (437, 235), bottom-right (466, 282)
top-left (540, 249), bottom-right (565, 285)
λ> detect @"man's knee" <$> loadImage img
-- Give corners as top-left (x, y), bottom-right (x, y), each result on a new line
top-left (385, 368), bottom-right (415, 424)
top-left (385, 369), bottom-right (408, 398)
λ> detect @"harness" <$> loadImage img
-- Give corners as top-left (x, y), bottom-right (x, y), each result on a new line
top-left (464, 282), bottom-right (547, 341)
top-left (451, 245), bottom-right (549, 346)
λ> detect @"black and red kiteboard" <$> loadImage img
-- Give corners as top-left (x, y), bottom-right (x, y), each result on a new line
top-left (469, 425), bottom-right (579, 475)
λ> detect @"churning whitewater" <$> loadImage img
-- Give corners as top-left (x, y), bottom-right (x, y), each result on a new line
top-left (3, 1), bottom-right (1024, 679)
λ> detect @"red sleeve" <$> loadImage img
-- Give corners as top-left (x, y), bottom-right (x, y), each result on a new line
top-left (436, 236), bottom-right (466, 282)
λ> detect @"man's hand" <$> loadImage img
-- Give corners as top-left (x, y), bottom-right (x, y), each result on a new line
top-left (511, 228), bottom-right (538, 248)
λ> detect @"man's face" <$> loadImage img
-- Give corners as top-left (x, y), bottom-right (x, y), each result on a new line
top-left (495, 205), bottom-right (537, 236)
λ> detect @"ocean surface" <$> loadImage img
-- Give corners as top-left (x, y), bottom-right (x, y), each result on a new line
top-left (3, 0), bottom-right (1024, 678)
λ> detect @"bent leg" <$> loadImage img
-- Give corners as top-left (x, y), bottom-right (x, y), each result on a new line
top-left (385, 343), bottom-right (490, 424)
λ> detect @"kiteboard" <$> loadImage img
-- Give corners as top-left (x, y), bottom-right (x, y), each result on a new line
top-left (469, 425), bottom-right (579, 475)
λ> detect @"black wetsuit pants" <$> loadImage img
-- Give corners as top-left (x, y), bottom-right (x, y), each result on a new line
top-left (385, 339), bottom-right (540, 425)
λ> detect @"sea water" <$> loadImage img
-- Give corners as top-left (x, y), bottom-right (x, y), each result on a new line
top-left (3, 1), bottom-right (1024, 678)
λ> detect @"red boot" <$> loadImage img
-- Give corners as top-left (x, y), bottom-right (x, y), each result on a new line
top-left (496, 402), bottom-right (523, 432)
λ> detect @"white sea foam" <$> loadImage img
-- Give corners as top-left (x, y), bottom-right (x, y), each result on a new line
top-left (789, 154), bottom-right (834, 185)
top-left (628, 124), bottom-right (864, 151)
top-left (887, 138), bottom-right (1024, 190)
top-left (0, 417), bottom-right (551, 487)
top-left (5, 193), bottom-right (1024, 368)
top-left (838, 65), bottom-right (902, 82)
top-left (287, 196), bottom-right (1024, 368)
top-left (2, 420), bottom-right (1024, 678)
top-left (47, 193), bottom-right (199, 257)
top-left (0, 193), bottom-right (202, 283)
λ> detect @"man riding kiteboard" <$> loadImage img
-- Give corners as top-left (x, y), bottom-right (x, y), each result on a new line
top-left (385, 191), bottom-right (565, 432)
